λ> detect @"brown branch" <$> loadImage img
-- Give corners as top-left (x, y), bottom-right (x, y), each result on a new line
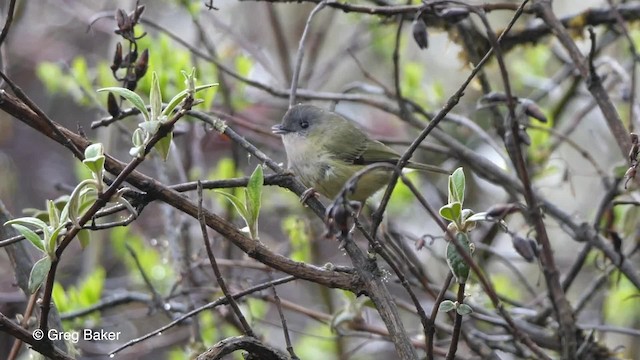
top-left (472, 1), bottom-right (578, 357)
top-left (197, 181), bottom-right (256, 337)
top-left (0, 0), bottom-right (17, 47)
top-left (0, 90), bottom-right (357, 291)
top-left (196, 335), bottom-right (289, 360)
top-left (109, 276), bottom-right (297, 356)
top-left (532, 0), bottom-right (630, 158)
top-left (0, 312), bottom-right (72, 360)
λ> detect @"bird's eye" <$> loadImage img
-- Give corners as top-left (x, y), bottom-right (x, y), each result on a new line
top-left (300, 120), bottom-right (309, 129)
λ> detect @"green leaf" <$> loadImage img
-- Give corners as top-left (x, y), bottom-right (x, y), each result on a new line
top-left (47, 225), bottom-right (64, 256)
top-left (446, 232), bottom-right (472, 284)
top-left (67, 179), bottom-right (98, 227)
top-left (214, 190), bottom-right (250, 230)
top-left (97, 87), bottom-right (149, 121)
top-left (448, 167), bottom-right (466, 205)
top-left (5, 217), bottom-right (49, 231)
top-left (28, 256), bottom-right (52, 293)
top-left (47, 200), bottom-right (60, 229)
top-left (246, 165), bottom-right (263, 225)
top-left (78, 229), bottom-right (91, 249)
top-left (132, 128), bottom-right (146, 147)
top-left (465, 212), bottom-right (488, 223)
top-left (11, 224), bottom-right (44, 252)
top-left (138, 121), bottom-right (161, 136)
top-left (83, 143), bottom-right (103, 161)
top-left (182, 68), bottom-right (196, 93)
top-left (456, 303), bottom-right (473, 315)
top-left (438, 300), bottom-right (456, 313)
top-left (162, 83), bottom-right (218, 118)
top-left (83, 155), bottom-right (105, 183)
top-left (149, 72), bottom-right (162, 122)
top-left (439, 202), bottom-right (462, 223)
top-left (154, 131), bottom-right (173, 161)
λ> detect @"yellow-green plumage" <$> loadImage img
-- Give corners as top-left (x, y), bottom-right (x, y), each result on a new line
top-left (272, 104), bottom-right (448, 202)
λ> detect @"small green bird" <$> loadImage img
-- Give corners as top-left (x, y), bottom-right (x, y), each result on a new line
top-left (272, 104), bottom-right (448, 202)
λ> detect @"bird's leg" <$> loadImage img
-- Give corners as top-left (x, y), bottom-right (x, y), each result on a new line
top-left (348, 200), bottom-right (362, 235)
top-left (300, 188), bottom-right (320, 204)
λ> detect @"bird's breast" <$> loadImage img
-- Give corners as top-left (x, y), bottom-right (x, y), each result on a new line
top-left (282, 134), bottom-right (337, 193)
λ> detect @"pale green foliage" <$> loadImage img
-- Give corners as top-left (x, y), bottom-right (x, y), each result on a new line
top-left (439, 299), bottom-right (473, 315)
top-left (282, 216), bottom-right (311, 262)
top-left (446, 232), bottom-right (472, 284)
top-left (439, 167), bottom-right (472, 231)
top-left (109, 226), bottom-right (174, 292)
top-left (2, 144), bottom-right (112, 292)
top-left (36, 31), bottom-right (219, 110)
top-left (386, 171), bottom-right (420, 215)
top-left (98, 69), bottom-right (216, 160)
top-left (491, 274), bottom-right (522, 302)
top-left (401, 62), bottom-right (428, 104)
top-left (53, 267), bottom-right (106, 327)
top-left (28, 256), bottom-right (52, 294)
top-left (603, 274), bottom-right (640, 326)
top-left (215, 164), bottom-right (264, 239)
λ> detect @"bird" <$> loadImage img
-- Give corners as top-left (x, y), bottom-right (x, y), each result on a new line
top-left (272, 104), bottom-right (448, 203)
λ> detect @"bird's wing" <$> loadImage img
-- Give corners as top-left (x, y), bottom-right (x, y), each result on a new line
top-left (320, 116), bottom-right (370, 164)
top-left (357, 139), bottom-right (450, 174)
top-left (353, 140), bottom-right (402, 165)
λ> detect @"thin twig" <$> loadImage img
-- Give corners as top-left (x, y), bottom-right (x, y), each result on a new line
top-left (270, 282), bottom-right (299, 360)
top-left (125, 244), bottom-right (173, 318)
top-left (0, 0), bottom-right (18, 47)
top-left (108, 276), bottom-right (296, 356)
top-left (197, 181), bottom-right (255, 337)
top-left (289, 0), bottom-right (328, 108)
top-left (446, 284), bottom-right (466, 360)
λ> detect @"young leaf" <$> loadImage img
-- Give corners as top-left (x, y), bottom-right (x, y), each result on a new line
top-left (138, 120), bottom-right (161, 136)
top-left (446, 232), bottom-right (472, 284)
top-left (162, 83), bottom-right (218, 118)
top-left (246, 165), bottom-right (263, 224)
top-left (11, 224), bottom-right (44, 252)
top-left (78, 229), bottom-right (91, 249)
top-left (84, 143), bottom-right (103, 160)
top-left (47, 199), bottom-right (60, 229)
top-left (149, 72), bottom-right (162, 122)
top-left (5, 217), bottom-right (49, 231)
top-left (67, 179), bottom-right (98, 227)
top-left (214, 191), bottom-right (250, 230)
top-left (438, 300), bottom-right (456, 313)
top-left (439, 202), bottom-right (462, 223)
top-left (448, 167), bottom-right (465, 205)
top-left (97, 87), bottom-right (149, 121)
top-left (456, 303), bottom-right (473, 315)
top-left (28, 256), bottom-right (52, 293)
top-left (132, 127), bottom-right (146, 147)
top-left (154, 131), bottom-right (173, 161)
top-left (47, 225), bottom-right (65, 256)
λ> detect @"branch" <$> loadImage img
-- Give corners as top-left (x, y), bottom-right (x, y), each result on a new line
top-left (197, 335), bottom-right (289, 360)
top-left (0, 312), bottom-right (72, 360)
top-left (0, 90), bottom-right (358, 291)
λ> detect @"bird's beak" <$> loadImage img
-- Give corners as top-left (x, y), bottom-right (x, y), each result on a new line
top-left (271, 124), bottom-right (290, 135)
